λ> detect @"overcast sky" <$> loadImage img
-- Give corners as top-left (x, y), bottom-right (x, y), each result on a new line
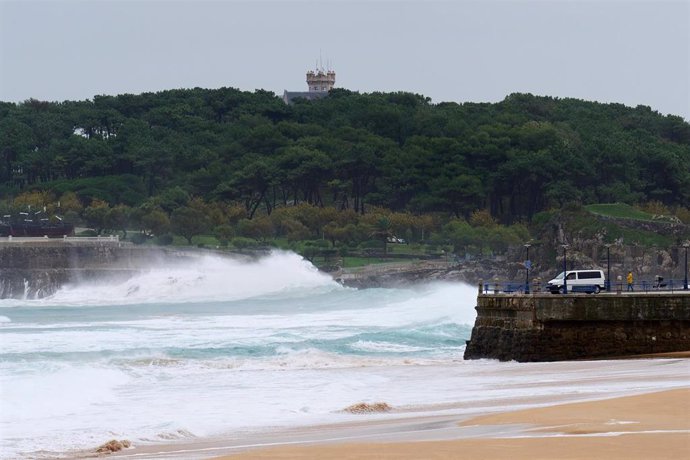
top-left (1, 0), bottom-right (688, 120)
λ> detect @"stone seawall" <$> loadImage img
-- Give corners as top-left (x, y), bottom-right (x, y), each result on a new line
top-left (0, 240), bottom-right (199, 299)
top-left (463, 292), bottom-right (690, 362)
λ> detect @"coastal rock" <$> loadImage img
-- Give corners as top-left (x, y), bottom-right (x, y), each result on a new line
top-left (95, 439), bottom-right (131, 454)
top-left (343, 402), bottom-right (392, 413)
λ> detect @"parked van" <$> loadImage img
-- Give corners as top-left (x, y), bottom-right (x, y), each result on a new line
top-left (546, 270), bottom-right (606, 294)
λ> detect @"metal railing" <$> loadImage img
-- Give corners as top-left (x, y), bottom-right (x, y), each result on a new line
top-left (617, 279), bottom-right (686, 293)
top-left (1, 235), bottom-right (121, 244)
top-left (480, 279), bottom-right (689, 295)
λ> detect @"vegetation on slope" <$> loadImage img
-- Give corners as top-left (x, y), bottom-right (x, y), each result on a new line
top-left (1, 89), bottom-right (689, 257)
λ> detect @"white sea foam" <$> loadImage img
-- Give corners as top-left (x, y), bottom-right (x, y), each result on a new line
top-left (3, 252), bottom-right (686, 459)
top-left (349, 340), bottom-right (434, 353)
top-left (18, 251), bottom-right (339, 307)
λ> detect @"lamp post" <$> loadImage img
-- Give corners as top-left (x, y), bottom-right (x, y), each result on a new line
top-left (683, 241), bottom-right (690, 291)
top-left (604, 243), bottom-right (611, 292)
top-left (561, 244), bottom-right (569, 294)
top-left (524, 243), bottom-right (532, 294)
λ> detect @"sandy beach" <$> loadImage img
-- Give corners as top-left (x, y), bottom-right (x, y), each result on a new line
top-left (215, 388), bottom-right (690, 460)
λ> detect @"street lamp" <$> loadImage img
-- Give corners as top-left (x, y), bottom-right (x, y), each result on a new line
top-left (683, 241), bottom-right (690, 291)
top-left (604, 243), bottom-right (611, 292)
top-left (524, 242), bottom-right (532, 294)
top-left (561, 244), bottom-right (569, 294)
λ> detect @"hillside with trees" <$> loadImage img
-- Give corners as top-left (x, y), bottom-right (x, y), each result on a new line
top-left (1, 89), bottom-right (688, 260)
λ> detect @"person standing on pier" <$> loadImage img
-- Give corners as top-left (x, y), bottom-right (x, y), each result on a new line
top-left (627, 271), bottom-right (634, 291)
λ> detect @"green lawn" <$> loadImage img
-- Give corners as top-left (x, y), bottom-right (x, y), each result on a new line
top-left (340, 256), bottom-right (418, 268)
top-left (585, 203), bottom-right (656, 222)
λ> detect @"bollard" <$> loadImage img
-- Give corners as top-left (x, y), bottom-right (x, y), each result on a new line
top-left (533, 277), bottom-right (541, 294)
top-left (616, 275), bottom-right (623, 295)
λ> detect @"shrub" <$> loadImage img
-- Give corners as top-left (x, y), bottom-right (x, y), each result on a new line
top-left (231, 237), bottom-right (261, 249)
top-left (130, 233), bottom-right (148, 245)
top-left (359, 239), bottom-right (384, 249)
top-left (156, 233), bottom-right (174, 245)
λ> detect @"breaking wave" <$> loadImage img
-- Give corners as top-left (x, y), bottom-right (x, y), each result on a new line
top-left (39, 251), bottom-right (339, 306)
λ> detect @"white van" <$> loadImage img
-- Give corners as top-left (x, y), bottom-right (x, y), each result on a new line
top-left (546, 270), bottom-right (606, 294)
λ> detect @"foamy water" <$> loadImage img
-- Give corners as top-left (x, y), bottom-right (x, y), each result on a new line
top-left (0, 251), bottom-right (688, 459)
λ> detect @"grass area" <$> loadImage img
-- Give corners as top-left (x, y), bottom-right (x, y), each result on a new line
top-left (340, 256), bottom-right (418, 268)
top-left (190, 234), bottom-right (220, 246)
top-left (585, 203), bottom-right (656, 222)
top-left (571, 218), bottom-right (675, 247)
top-left (617, 228), bottom-right (675, 247)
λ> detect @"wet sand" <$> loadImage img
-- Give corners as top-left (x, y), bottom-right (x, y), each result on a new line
top-left (89, 355), bottom-right (689, 459)
top-left (215, 388), bottom-right (690, 460)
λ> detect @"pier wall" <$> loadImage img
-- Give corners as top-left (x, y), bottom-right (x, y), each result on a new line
top-left (463, 292), bottom-right (690, 361)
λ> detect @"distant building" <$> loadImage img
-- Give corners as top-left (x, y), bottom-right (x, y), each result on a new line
top-left (283, 67), bottom-right (336, 104)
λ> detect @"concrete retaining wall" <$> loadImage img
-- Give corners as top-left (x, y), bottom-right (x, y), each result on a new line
top-left (0, 241), bottom-right (196, 299)
top-left (463, 292), bottom-right (690, 361)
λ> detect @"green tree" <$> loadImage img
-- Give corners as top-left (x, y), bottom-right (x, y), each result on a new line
top-left (106, 204), bottom-right (131, 237)
top-left (171, 206), bottom-right (211, 244)
top-left (369, 216), bottom-right (393, 257)
top-left (82, 199), bottom-right (110, 235)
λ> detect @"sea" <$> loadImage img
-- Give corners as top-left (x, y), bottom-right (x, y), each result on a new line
top-left (1, 251), bottom-right (688, 459)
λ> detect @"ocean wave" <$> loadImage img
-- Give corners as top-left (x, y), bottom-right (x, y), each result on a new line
top-left (349, 340), bottom-right (434, 353)
top-left (10, 251), bottom-right (341, 307)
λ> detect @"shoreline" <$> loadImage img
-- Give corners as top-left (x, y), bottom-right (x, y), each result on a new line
top-left (212, 388), bottom-right (690, 460)
top-left (94, 355), bottom-right (690, 460)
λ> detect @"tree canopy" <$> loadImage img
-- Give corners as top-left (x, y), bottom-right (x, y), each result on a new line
top-left (1, 89), bottom-right (688, 225)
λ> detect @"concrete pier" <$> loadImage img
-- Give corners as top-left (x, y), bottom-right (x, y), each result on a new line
top-left (463, 289), bottom-right (690, 362)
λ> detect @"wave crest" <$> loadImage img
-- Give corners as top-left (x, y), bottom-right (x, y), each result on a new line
top-left (40, 251), bottom-right (340, 306)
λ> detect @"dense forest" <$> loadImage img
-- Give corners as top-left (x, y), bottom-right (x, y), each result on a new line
top-left (1, 88), bottom-right (689, 253)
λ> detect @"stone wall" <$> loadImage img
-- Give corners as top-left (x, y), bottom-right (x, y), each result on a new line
top-left (463, 292), bottom-right (690, 361)
top-left (0, 241), bottom-right (196, 299)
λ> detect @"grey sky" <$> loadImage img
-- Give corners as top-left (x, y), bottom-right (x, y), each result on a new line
top-left (1, 0), bottom-right (688, 120)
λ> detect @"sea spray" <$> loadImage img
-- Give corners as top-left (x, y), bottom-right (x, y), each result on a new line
top-left (40, 250), bottom-right (339, 306)
top-left (4, 251), bottom-right (685, 459)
